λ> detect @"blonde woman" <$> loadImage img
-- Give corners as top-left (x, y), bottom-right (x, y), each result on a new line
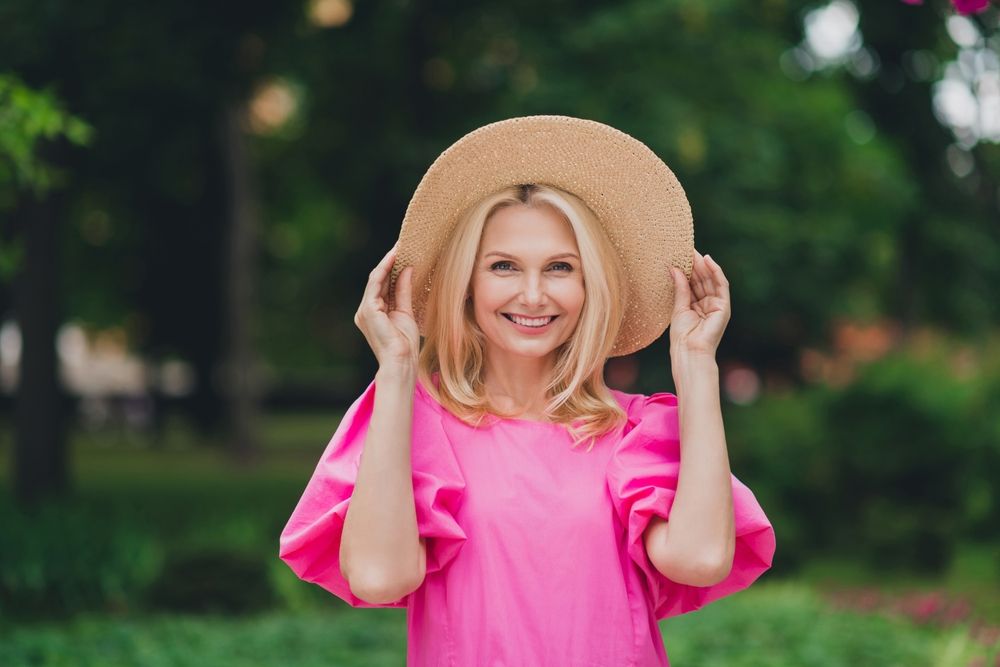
top-left (280, 116), bottom-right (776, 666)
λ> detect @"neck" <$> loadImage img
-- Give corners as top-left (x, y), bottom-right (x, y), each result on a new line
top-left (481, 350), bottom-right (556, 413)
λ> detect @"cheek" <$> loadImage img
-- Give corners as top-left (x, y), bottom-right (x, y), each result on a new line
top-left (561, 281), bottom-right (586, 314)
top-left (470, 279), bottom-right (500, 317)
top-left (472, 275), bottom-right (508, 305)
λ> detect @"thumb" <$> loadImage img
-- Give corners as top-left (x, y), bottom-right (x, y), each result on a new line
top-left (671, 267), bottom-right (691, 316)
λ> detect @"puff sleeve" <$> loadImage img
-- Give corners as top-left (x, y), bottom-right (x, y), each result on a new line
top-left (278, 377), bottom-right (467, 608)
top-left (606, 391), bottom-right (776, 620)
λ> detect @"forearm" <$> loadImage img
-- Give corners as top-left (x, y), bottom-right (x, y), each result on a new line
top-left (340, 364), bottom-right (424, 601)
top-left (648, 351), bottom-right (735, 583)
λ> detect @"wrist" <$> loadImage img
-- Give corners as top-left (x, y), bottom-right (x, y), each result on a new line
top-left (376, 363), bottom-right (417, 385)
top-left (670, 350), bottom-right (719, 393)
top-left (670, 346), bottom-right (718, 369)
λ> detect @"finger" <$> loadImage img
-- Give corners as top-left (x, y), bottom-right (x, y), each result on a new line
top-left (698, 253), bottom-right (718, 298)
top-left (379, 274), bottom-right (396, 313)
top-left (698, 250), bottom-right (716, 285)
top-left (395, 266), bottom-right (414, 315)
top-left (365, 242), bottom-right (399, 307)
top-left (671, 266), bottom-right (691, 316)
top-left (691, 251), bottom-right (710, 301)
top-left (375, 241), bottom-right (399, 276)
top-left (705, 255), bottom-right (728, 288)
top-left (692, 249), bottom-right (708, 289)
top-left (705, 254), bottom-right (730, 305)
top-left (697, 251), bottom-right (720, 300)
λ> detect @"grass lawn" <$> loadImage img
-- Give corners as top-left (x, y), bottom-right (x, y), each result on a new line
top-left (0, 412), bottom-right (998, 665)
top-left (1, 581), bottom-right (997, 667)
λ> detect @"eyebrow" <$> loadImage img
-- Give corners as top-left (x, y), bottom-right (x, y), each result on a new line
top-left (484, 251), bottom-right (580, 261)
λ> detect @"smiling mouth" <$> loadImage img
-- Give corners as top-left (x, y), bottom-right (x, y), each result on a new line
top-left (502, 313), bottom-right (559, 327)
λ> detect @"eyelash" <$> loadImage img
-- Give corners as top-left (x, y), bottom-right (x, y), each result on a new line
top-left (489, 261), bottom-right (573, 273)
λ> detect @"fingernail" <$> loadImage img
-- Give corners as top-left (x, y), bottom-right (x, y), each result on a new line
top-left (705, 254), bottom-right (713, 263)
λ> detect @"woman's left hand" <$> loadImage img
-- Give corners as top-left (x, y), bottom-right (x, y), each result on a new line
top-left (669, 249), bottom-right (731, 359)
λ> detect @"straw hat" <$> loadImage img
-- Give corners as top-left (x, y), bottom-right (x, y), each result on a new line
top-left (388, 114), bottom-right (695, 357)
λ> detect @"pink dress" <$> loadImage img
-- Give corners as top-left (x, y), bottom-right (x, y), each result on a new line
top-left (279, 372), bottom-right (776, 666)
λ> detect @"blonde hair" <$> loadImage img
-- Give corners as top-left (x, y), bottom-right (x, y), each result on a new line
top-left (416, 183), bottom-right (629, 450)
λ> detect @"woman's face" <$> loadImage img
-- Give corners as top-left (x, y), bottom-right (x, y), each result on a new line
top-left (470, 204), bottom-right (585, 361)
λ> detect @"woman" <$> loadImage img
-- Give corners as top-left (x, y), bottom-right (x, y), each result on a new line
top-left (279, 116), bottom-right (776, 666)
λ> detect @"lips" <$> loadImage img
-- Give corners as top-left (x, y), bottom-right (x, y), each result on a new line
top-left (502, 313), bottom-right (558, 326)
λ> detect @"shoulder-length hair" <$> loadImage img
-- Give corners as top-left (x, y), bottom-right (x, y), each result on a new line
top-left (416, 183), bottom-right (629, 450)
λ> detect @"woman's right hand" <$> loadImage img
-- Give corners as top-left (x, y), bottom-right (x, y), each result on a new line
top-left (354, 242), bottom-right (420, 370)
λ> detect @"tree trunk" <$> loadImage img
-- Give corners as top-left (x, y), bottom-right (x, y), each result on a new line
top-left (11, 190), bottom-right (70, 506)
top-left (220, 100), bottom-right (262, 465)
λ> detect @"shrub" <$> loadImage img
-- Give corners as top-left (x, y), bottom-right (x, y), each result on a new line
top-left (0, 500), bottom-right (161, 620)
top-left (727, 330), bottom-right (999, 576)
top-left (143, 548), bottom-right (277, 615)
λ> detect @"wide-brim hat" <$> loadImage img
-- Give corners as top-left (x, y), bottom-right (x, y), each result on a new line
top-left (389, 114), bottom-right (694, 357)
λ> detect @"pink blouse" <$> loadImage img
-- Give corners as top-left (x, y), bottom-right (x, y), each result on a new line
top-left (279, 372), bottom-right (776, 666)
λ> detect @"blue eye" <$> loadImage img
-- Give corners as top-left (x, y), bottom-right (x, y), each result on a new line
top-left (489, 261), bottom-right (573, 272)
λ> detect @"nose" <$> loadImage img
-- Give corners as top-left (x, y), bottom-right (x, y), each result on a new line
top-left (518, 271), bottom-right (546, 307)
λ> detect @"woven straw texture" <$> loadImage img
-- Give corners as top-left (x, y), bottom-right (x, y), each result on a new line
top-left (389, 115), bottom-right (694, 357)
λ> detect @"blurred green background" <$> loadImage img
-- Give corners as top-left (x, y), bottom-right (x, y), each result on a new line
top-left (1, 0), bottom-right (998, 664)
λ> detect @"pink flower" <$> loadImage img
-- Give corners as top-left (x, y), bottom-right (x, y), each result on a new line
top-left (901, 0), bottom-right (992, 12)
top-left (941, 599), bottom-right (971, 624)
top-left (952, 0), bottom-right (990, 13)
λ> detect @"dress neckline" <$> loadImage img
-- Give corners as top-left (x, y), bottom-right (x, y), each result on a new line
top-left (423, 371), bottom-right (582, 429)
top-left (487, 413), bottom-right (568, 428)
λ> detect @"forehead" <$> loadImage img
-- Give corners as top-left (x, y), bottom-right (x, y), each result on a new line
top-left (479, 205), bottom-right (578, 253)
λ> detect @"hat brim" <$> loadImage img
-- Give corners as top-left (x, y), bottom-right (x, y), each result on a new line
top-left (390, 114), bottom-right (694, 357)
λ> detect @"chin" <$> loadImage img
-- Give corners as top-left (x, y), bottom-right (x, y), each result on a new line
top-left (508, 346), bottom-right (556, 358)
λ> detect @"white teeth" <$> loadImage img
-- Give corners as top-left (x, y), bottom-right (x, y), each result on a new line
top-left (508, 314), bottom-right (554, 327)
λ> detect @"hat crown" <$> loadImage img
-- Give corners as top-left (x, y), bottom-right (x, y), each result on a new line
top-left (391, 114), bottom-right (694, 357)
